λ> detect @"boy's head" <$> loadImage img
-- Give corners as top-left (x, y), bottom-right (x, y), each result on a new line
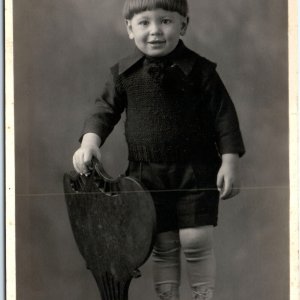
top-left (124, 0), bottom-right (189, 57)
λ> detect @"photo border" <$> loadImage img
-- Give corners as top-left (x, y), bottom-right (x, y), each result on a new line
top-left (5, 0), bottom-right (16, 299)
top-left (4, 0), bottom-right (299, 299)
top-left (288, 0), bottom-right (299, 299)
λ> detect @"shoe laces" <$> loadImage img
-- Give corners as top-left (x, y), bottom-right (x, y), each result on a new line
top-left (156, 284), bottom-right (179, 300)
top-left (192, 286), bottom-right (213, 300)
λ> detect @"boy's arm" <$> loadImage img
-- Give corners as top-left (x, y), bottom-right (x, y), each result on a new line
top-left (74, 68), bottom-right (126, 174)
top-left (204, 68), bottom-right (245, 199)
top-left (205, 70), bottom-right (245, 157)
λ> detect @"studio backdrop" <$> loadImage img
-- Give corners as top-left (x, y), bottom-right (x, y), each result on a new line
top-left (14, 0), bottom-right (289, 299)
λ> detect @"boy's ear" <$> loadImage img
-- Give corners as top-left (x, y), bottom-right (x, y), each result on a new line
top-left (125, 20), bottom-right (134, 40)
top-left (180, 16), bottom-right (189, 36)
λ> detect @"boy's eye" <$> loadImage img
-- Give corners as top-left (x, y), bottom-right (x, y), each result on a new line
top-left (138, 20), bottom-right (149, 26)
top-left (162, 19), bottom-right (172, 24)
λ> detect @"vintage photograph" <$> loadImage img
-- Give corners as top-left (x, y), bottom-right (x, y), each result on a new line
top-left (10, 0), bottom-right (291, 299)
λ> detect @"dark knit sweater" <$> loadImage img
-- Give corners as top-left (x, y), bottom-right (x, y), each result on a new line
top-left (82, 40), bottom-right (245, 163)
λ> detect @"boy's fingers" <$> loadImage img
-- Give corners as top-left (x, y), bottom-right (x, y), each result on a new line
top-left (72, 147), bottom-right (102, 174)
top-left (222, 184), bottom-right (241, 200)
top-left (81, 151), bottom-right (93, 173)
top-left (73, 150), bottom-right (89, 174)
top-left (73, 151), bottom-right (85, 174)
top-left (216, 173), bottom-right (224, 192)
top-left (220, 179), bottom-right (232, 200)
top-left (73, 155), bottom-right (81, 174)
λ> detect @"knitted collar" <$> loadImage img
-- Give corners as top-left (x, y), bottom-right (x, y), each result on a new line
top-left (118, 40), bottom-right (197, 76)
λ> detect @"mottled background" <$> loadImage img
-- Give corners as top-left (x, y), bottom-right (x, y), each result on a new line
top-left (14, 0), bottom-right (289, 299)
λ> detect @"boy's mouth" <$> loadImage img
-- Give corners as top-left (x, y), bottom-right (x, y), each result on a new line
top-left (148, 40), bottom-right (166, 44)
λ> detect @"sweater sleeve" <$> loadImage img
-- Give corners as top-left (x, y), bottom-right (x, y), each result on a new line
top-left (80, 67), bottom-right (126, 146)
top-left (204, 69), bottom-right (245, 157)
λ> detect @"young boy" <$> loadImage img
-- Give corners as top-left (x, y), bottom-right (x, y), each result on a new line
top-left (73, 1), bottom-right (245, 299)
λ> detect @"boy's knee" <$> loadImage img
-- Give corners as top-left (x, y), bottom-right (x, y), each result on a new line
top-left (179, 226), bottom-right (214, 251)
top-left (153, 230), bottom-right (180, 261)
top-left (154, 231), bottom-right (180, 251)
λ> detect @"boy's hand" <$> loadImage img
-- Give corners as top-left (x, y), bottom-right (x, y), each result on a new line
top-left (72, 133), bottom-right (101, 175)
top-left (216, 153), bottom-right (240, 200)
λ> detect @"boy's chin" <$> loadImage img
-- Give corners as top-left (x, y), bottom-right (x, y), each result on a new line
top-left (135, 44), bottom-right (176, 57)
top-left (142, 48), bottom-right (173, 57)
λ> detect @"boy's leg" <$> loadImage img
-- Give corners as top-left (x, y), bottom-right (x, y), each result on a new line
top-left (179, 226), bottom-right (215, 300)
top-left (152, 230), bottom-right (181, 300)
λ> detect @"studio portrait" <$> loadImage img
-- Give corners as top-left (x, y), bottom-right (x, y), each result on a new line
top-left (13, 0), bottom-right (289, 299)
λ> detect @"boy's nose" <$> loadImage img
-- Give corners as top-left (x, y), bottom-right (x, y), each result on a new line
top-left (149, 24), bottom-right (162, 35)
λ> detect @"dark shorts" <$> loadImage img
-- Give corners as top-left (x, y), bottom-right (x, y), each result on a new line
top-left (126, 161), bottom-right (220, 233)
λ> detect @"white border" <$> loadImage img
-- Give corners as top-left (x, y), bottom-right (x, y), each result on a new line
top-left (5, 0), bottom-right (15, 299)
top-left (0, 0), bottom-right (4, 298)
top-left (289, 0), bottom-right (299, 299)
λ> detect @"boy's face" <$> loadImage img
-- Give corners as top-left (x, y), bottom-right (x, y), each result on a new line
top-left (126, 9), bottom-right (188, 57)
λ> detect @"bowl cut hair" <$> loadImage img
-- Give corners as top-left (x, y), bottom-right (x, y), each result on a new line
top-left (123, 0), bottom-right (188, 19)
